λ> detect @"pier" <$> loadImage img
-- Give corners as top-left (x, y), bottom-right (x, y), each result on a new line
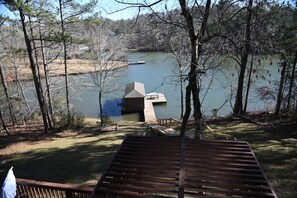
top-left (128, 60), bottom-right (145, 65)
top-left (142, 91), bottom-right (180, 136)
top-left (143, 93), bottom-right (167, 123)
top-left (144, 100), bottom-right (157, 123)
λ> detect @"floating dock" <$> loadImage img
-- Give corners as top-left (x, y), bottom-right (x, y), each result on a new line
top-left (145, 92), bottom-right (167, 103)
top-left (128, 61), bottom-right (145, 65)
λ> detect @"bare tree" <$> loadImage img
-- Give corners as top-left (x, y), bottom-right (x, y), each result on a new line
top-left (287, 51), bottom-right (297, 108)
top-left (232, 0), bottom-right (253, 115)
top-left (4, 0), bottom-right (49, 133)
top-left (0, 21), bottom-right (17, 125)
top-left (8, 24), bottom-right (32, 115)
top-left (114, 0), bottom-right (213, 137)
top-left (0, 63), bottom-right (17, 125)
top-left (57, 0), bottom-right (96, 121)
top-left (275, 54), bottom-right (288, 116)
top-left (178, 0), bottom-right (212, 137)
top-left (170, 33), bottom-right (190, 120)
top-left (85, 25), bottom-right (127, 126)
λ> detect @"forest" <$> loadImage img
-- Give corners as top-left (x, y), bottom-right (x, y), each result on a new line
top-left (0, 0), bottom-right (296, 136)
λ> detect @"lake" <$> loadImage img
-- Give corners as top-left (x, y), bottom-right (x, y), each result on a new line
top-left (22, 52), bottom-right (280, 121)
top-left (67, 52), bottom-right (280, 120)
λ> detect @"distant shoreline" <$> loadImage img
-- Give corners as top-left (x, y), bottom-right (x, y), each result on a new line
top-left (6, 58), bottom-right (128, 83)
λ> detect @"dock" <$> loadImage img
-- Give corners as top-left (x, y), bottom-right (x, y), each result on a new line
top-left (143, 93), bottom-right (167, 123)
top-left (128, 61), bottom-right (145, 65)
top-left (143, 92), bottom-right (179, 136)
top-left (145, 93), bottom-right (167, 103)
top-left (144, 99), bottom-right (157, 123)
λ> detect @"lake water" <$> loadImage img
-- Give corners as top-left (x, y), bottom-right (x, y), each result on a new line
top-left (67, 52), bottom-right (280, 120)
top-left (22, 52), bottom-right (280, 121)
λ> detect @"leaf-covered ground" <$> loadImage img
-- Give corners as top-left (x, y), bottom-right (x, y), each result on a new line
top-left (0, 118), bottom-right (296, 198)
top-left (0, 120), bottom-right (146, 187)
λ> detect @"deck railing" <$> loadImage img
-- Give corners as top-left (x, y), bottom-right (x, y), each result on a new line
top-left (157, 118), bottom-right (181, 127)
top-left (16, 178), bottom-right (93, 198)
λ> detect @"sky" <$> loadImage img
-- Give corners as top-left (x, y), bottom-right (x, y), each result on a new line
top-left (98, 0), bottom-right (178, 20)
top-left (0, 0), bottom-right (179, 21)
top-left (1, 0), bottom-right (296, 20)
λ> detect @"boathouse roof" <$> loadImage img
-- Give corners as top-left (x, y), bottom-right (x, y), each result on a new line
top-left (124, 82), bottom-right (145, 98)
top-left (91, 136), bottom-right (277, 198)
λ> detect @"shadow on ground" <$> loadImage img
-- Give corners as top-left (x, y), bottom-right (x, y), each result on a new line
top-left (0, 122), bottom-right (147, 187)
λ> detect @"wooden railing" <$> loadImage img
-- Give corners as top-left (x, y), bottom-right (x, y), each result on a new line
top-left (16, 178), bottom-right (93, 198)
top-left (157, 118), bottom-right (181, 127)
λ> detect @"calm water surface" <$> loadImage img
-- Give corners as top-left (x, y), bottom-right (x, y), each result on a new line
top-left (69, 52), bottom-right (280, 120)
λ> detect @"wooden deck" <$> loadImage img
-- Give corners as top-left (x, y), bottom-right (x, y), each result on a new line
top-left (91, 136), bottom-right (277, 198)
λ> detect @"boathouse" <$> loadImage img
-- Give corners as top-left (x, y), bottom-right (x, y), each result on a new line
top-left (122, 82), bottom-right (145, 112)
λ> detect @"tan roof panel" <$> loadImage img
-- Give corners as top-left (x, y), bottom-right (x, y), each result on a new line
top-left (124, 82), bottom-right (145, 98)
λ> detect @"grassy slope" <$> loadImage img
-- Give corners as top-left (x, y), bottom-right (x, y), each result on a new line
top-left (209, 118), bottom-right (297, 198)
top-left (0, 121), bottom-right (146, 187)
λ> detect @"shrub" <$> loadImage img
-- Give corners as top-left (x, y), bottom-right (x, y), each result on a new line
top-left (101, 116), bottom-right (115, 125)
top-left (57, 113), bottom-right (85, 130)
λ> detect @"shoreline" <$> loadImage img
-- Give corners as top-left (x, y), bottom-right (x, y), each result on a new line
top-left (5, 58), bottom-right (128, 82)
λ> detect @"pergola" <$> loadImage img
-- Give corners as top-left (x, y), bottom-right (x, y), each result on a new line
top-left (91, 136), bottom-right (277, 198)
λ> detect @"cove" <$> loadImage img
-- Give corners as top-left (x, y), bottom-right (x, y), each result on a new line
top-left (22, 52), bottom-right (281, 121)
top-left (71, 52), bottom-right (280, 120)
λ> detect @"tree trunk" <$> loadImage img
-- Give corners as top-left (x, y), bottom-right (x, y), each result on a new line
top-left (99, 91), bottom-right (103, 127)
top-left (59, 0), bottom-right (71, 118)
top-left (179, 0), bottom-right (197, 137)
top-left (179, 0), bottom-right (211, 137)
top-left (287, 51), bottom-right (297, 108)
top-left (193, 0), bottom-right (211, 136)
top-left (18, 7), bottom-right (49, 133)
top-left (38, 18), bottom-right (54, 128)
top-left (180, 84), bottom-right (191, 137)
top-left (13, 52), bottom-right (31, 114)
top-left (192, 76), bottom-right (202, 138)
top-left (0, 109), bottom-right (10, 136)
top-left (28, 14), bottom-right (53, 129)
top-left (275, 56), bottom-right (287, 116)
top-left (28, 14), bottom-right (42, 81)
top-left (233, 0), bottom-right (253, 115)
top-left (179, 74), bottom-right (184, 120)
top-left (0, 63), bottom-right (16, 125)
top-left (243, 54), bottom-right (254, 112)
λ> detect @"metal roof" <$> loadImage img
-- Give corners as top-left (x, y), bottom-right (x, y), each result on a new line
top-left (124, 82), bottom-right (146, 98)
top-left (91, 136), bottom-right (277, 198)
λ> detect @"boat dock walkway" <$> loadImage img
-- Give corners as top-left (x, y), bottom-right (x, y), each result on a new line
top-left (143, 93), bottom-right (179, 136)
top-left (143, 93), bottom-right (167, 123)
top-left (144, 99), bottom-right (157, 123)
